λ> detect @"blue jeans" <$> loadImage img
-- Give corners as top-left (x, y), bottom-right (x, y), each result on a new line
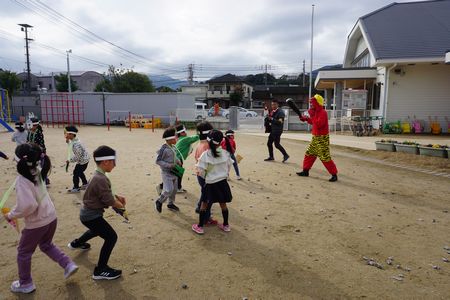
top-left (230, 153), bottom-right (240, 177)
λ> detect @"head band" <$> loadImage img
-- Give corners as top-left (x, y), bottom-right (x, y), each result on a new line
top-left (176, 127), bottom-right (186, 134)
top-left (164, 135), bottom-right (177, 141)
top-left (65, 131), bottom-right (77, 135)
top-left (94, 155), bottom-right (116, 161)
top-left (207, 137), bottom-right (220, 145)
top-left (225, 133), bottom-right (234, 136)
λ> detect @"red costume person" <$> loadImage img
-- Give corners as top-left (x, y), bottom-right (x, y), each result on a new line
top-left (297, 94), bottom-right (338, 182)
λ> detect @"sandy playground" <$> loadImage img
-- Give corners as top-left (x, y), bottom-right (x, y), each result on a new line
top-left (0, 126), bottom-right (449, 299)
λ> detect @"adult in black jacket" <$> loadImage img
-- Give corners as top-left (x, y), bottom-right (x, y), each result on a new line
top-left (264, 101), bottom-right (289, 162)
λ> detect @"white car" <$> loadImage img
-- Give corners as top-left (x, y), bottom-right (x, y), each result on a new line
top-left (237, 107), bottom-right (258, 118)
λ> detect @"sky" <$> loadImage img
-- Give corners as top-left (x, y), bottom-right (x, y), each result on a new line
top-left (0, 0), bottom-right (422, 82)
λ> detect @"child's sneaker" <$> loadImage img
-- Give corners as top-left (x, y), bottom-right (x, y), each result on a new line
top-left (64, 262), bottom-right (79, 279)
top-left (68, 239), bottom-right (91, 251)
top-left (67, 188), bottom-right (80, 193)
top-left (206, 218), bottom-right (218, 226)
top-left (10, 280), bottom-right (36, 294)
top-left (167, 203), bottom-right (180, 211)
top-left (218, 223), bottom-right (231, 232)
top-left (80, 183), bottom-right (89, 190)
top-left (191, 224), bottom-right (204, 235)
top-left (155, 200), bottom-right (162, 213)
top-left (92, 266), bottom-right (122, 280)
top-left (177, 188), bottom-right (187, 193)
top-left (236, 176), bottom-right (242, 180)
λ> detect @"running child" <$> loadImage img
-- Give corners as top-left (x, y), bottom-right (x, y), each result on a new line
top-left (192, 130), bottom-right (233, 235)
top-left (12, 122), bottom-right (27, 146)
top-left (68, 145), bottom-right (126, 280)
top-left (3, 143), bottom-right (78, 294)
top-left (154, 127), bottom-right (181, 213)
top-left (27, 118), bottom-right (50, 185)
top-left (221, 129), bottom-right (241, 180)
top-left (64, 126), bottom-right (90, 193)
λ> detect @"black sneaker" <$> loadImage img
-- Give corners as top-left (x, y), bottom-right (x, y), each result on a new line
top-left (282, 155), bottom-right (290, 163)
top-left (167, 203), bottom-right (180, 212)
top-left (329, 174), bottom-right (338, 182)
top-left (296, 170), bottom-right (309, 177)
top-left (92, 266), bottom-right (122, 280)
top-left (155, 200), bottom-right (162, 213)
top-left (67, 239), bottom-right (91, 251)
top-left (264, 157), bottom-right (274, 161)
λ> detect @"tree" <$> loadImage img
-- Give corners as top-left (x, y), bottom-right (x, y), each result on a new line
top-left (94, 65), bottom-right (155, 93)
top-left (156, 86), bottom-right (175, 92)
top-left (0, 70), bottom-right (21, 95)
top-left (245, 73), bottom-right (276, 85)
top-left (54, 73), bottom-right (79, 92)
top-left (229, 87), bottom-right (243, 106)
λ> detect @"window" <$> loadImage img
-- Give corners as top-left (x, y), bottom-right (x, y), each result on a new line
top-left (351, 49), bottom-right (371, 68)
top-left (372, 83), bottom-right (381, 110)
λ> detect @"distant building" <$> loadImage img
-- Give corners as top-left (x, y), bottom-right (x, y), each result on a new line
top-left (180, 84), bottom-right (209, 103)
top-left (252, 85), bottom-right (310, 109)
top-left (17, 71), bottom-right (103, 93)
top-left (206, 74), bottom-right (253, 108)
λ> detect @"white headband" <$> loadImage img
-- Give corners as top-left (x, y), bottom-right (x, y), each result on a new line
top-left (165, 135), bottom-right (177, 140)
top-left (94, 155), bottom-right (116, 161)
top-left (32, 121), bottom-right (40, 125)
top-left (201, 130), bottom-right (211, 134)
top-left (225, 133), bottom-right (234, 136)
top-left (14, 155), bottom-right (33, 166)
top-left (176, 127), bottom-right (186, 134)
top-left (207, 137), bottom-right (220, 145)
top-left (65, 131), bottom-right (77, 135)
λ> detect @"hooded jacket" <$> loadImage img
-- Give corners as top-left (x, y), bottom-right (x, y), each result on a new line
top-left (301, 98), bottom-right (329, 136)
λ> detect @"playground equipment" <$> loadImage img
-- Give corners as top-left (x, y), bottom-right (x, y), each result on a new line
top-left (0, 88), bottom-right (14, 132)
top-left (41, 93), bottom-right (85, 127)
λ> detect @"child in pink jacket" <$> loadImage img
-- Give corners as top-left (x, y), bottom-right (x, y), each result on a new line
top-left (3, 143), bottom-right (78, 294)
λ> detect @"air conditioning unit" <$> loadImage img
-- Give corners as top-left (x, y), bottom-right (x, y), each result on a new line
top-left (446, 50), bottom-right (450, 64)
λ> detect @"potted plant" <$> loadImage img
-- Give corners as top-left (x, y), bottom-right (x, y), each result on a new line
top-left (394, 141), bottom-right (419, 155)
top-left (375, 139), bottom-right (397, 152)
top-left (418, 144), bottom-right (448, 158)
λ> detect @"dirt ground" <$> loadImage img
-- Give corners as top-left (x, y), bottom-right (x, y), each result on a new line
top-left (0, 126), bottom-right (449, 300)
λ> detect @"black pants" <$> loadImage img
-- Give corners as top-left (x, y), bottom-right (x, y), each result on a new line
top-left (267, 132), bottom-right (288, 158)
top-left (77, 217), bottom-right (117, 269)
top-left (73, 163), bottom-right (88, 188)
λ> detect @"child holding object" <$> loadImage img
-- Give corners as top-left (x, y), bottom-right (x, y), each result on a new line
top-left (192, 130), bottom-right (233, 235)
top-left (3, 143), bottom-right (78, 294)
top-left (154, 127), bottom-right (181, 213)
top-left (221, 129), bottom-right (241, 180)
top-left (68, 145), bottom-right (126, 280)
top-left (64, 126), bottom-right (90, 193)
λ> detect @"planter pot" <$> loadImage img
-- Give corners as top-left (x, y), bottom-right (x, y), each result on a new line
top-left (375, 142), bottom-right (396, 152)
top-left (418, 146), bottom-right (448, 158)
top-left (394, 144), bottom-right (419, 155)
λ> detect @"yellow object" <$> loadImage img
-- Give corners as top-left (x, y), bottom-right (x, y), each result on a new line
top-left (314, 94), bottom-right (324, 106)
top-left (2, 207), bottom-right (10, 214)
top-left (144, 123), bottom-right (152, 129)
top-left (235, 154), bottom-right (243, 164)
top-left (401, 122), bottom-right (411, 133)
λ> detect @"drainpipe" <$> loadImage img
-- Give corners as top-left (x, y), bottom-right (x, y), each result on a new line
top-left (383, 63), bottom-right (397, 121)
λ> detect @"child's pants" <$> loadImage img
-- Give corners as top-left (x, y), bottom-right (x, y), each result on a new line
top-left (230, 153), bottom-right (240, 177)
top-left (18, 219), bottom-right (72, 285)
top-left (196, 176), bottom-right (212, 220)
top-left (157, 173), bottom-right (177, 205)
top-left (76, 217), bottom-right (117, 269)
top-left (73, 162), bottom-right (88, 188)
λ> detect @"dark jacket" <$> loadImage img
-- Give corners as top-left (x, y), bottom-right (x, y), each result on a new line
top-left (268, 108), bottom-right (285, 134)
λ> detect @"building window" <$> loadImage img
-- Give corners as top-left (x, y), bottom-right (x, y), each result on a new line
top-left (372, 83), bottom-right (381, 110)
top-left (49, 83), bottom-right (52, 90)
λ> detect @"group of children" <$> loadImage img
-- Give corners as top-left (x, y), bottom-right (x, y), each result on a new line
top-left (154, 122), bottom-right (240, 235)
top-left (1, 118), bottom-right (241, 294)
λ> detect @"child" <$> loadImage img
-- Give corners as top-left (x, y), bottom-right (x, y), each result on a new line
top-left (157, 124), bottom-right (199, 194)
top-left (68, 145), bottom-right (126, 280)
top-left (12, 122), bottom-right (27, 146)
top-left (194, 121), bottom-right (217, 225)
top-left (221, 129), bottom-right (241, 180)
top-left (27, 118), bottom-right (46, 153)
top-left (154, 127), bottom-right (181, 213)
top-left (64, 126), bottom-right (90, 193)
top-left (3, 143), bottom-right (78, 294)
top-left (192, 130), bottom-right (233, 234)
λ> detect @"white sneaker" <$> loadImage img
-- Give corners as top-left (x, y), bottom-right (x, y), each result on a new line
top-left (67, 188), bottom-right (81, 193)
top-left (10, 280), bottom-right (36, 294)
top-left (236, 176), bottom-right (242, 180)
top-left (177, 188), bottom-right (187, 193)
top-left (64, 262), bottom-right (79, 279)
top-left (80, 184), bottom-right (89, 190)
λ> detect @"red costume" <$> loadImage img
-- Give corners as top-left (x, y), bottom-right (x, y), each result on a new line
top-left (298, 95), bottom-right (338, 181)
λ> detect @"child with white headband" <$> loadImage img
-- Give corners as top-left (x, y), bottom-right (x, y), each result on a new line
top-left (154, 127), bottom-right (181, 213)
top-left (68, 145), bottom-right (126, 280)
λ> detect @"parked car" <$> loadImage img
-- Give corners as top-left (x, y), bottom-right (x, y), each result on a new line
top-left (208, 107), bottom-right (229, 118)
top-left (194, 102), bottom-right (207, 120)
top-left (237, 107), bottom-right (258, 118)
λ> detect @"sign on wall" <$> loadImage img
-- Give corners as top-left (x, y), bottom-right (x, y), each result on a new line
top-left (342, 89), bottom-right (367, 109)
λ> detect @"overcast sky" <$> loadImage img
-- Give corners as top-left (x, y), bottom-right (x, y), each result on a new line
top-left (0, 0), bottom-right (421, 81)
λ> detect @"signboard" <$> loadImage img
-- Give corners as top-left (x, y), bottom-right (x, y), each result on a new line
top-left (342, 89), bottom-right (367, 109)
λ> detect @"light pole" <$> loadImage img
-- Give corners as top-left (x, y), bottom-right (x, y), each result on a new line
top-left (18, 24), bottom-right (33, 94)
top-left (309, 4), bottom-right (315, 99)
top-left (66, 49), bottom-right (72, 93)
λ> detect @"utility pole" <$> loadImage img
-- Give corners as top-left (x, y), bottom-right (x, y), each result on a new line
top-left (309, 4), bottom-right (315, 99)
top-left (264, 64), bottom-right (267, 86)
top-left (187, 63), bottom-right (194, 85)
top-left (302, 59), bottom-right (306, 87)
top-left (66, 49), bottom-right (72, 93)
top-left (18, 24), bottom-right (33, 95)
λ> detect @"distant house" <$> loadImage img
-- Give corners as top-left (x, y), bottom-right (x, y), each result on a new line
top-left (315, 0), bottom-right (450, 129)
top-left (17, 71), bottom-right (103, 93)
top-left (206, 74), bottom-right (253, 108)
top-left (180, 84), bottom-right (209, 103)
top-left (252, 85), bottom-right (309, 109)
